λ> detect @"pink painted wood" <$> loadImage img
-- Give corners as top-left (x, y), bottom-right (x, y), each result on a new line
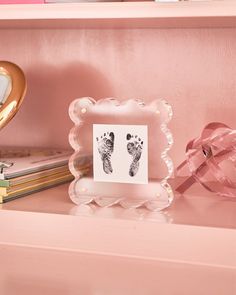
top-left (0, 2), bottom-right (236, 28)
top-left (0, 208), bottom-right (235, 295)
top-left (1, 181), bottom-right (236, 229)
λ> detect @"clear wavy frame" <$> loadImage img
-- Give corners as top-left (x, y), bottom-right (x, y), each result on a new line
top-left (68, 97), bottom-right (174, 211)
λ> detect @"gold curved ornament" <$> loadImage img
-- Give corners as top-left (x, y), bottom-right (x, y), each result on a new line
top-left (0, 61), bottom-right (26, 131)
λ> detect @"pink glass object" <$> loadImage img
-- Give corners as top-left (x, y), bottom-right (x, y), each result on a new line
top-left (177, 122), bottom-right (236, 198)
top-left (68, 97), bottom-right (174, 210)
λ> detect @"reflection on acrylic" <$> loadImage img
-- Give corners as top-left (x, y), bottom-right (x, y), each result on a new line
top-left (68, 97), bottom-right (174, 211)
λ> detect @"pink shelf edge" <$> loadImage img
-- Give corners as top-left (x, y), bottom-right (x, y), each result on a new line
top-left (0, 1), bottom-right (236, 19)
top-left (0, 4), bottom-right (235, 29)
top-left (0, 1), bottom-right (235, 30)
top-left (0, 209), bottom-right (235, 269)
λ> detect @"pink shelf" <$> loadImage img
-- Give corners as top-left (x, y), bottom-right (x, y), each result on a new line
top-left (0, 1), bottom-right (236, 28)
top-left (1, 181), bottom-right (236, 229)
top-left (0, 208), bottom-right (235, 267)
top-left (0, 206), bottom-right (235, 295)
top-left (0, 184), bottom-right (235, 294)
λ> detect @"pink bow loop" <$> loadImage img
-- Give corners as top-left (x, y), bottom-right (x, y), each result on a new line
top-left (176, 122), bottom-right (236, 198)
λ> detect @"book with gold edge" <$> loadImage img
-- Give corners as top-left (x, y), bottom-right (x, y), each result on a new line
top-left (0, 173), bottom-right (74, 203)
top-left (0, 165), bottom-right (70, 187)
top-left (0, 170), bottom-right (73, 196)
top-left (0, 147), bottom-right (92, 202)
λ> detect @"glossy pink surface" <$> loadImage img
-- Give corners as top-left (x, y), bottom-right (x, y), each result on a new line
top-left (0, 206), bottom-right (235, 295)
top-left (0, 2), bottom-right (236, 29)
top-left (1, 181), bottom-right (235, 229)
top-left (1, 245), bottom-right (235, 295)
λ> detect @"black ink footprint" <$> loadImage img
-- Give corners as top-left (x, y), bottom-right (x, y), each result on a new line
top-left (126, 134), bottom-right (143, 177)
top-left (97, 132), bottom-right (115, 174)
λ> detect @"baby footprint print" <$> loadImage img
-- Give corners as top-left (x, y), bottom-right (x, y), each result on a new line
top-left (97, 132), bottom-right (115, 174)
top-left (126, 134), bottom-right (143, 177)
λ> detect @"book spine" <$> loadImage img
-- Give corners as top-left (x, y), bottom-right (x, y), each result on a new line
top-left (0, 180), bottom-right (10, 187)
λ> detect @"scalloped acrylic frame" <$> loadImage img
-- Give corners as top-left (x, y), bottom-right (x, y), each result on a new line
top-left (68, 98), bottom-right (174, 211)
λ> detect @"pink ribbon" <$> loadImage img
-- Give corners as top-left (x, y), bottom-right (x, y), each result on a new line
top-left (176, 122), bottom-right (236, 198)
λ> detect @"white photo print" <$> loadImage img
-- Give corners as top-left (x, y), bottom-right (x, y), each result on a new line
top-left (93, 124), bottom-right (148, 184)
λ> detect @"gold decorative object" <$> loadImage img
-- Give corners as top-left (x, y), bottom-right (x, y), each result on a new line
top-left (0, 61), bottom-right (27, 132)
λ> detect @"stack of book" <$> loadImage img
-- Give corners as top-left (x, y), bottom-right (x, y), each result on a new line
top-left (0, 147), bottom-right (75, 203)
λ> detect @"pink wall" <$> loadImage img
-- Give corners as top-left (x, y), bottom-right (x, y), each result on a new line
top-left (0, 28), bottom-right (235, 167)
